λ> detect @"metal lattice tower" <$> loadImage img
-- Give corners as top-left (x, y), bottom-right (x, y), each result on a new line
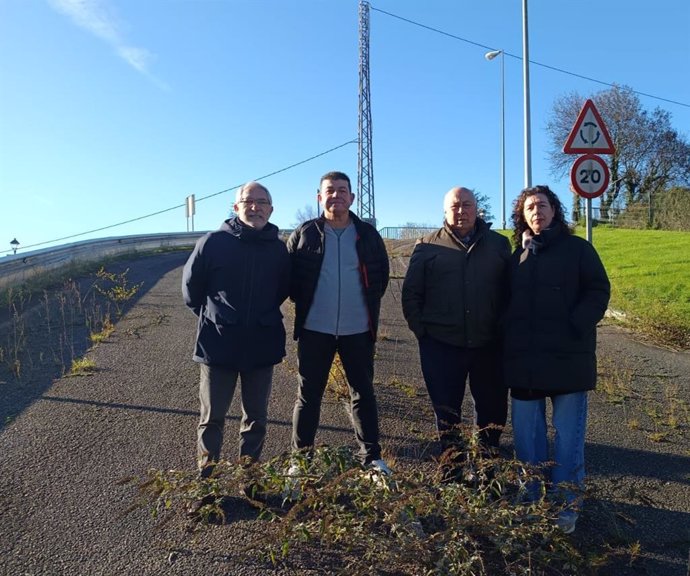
top-left (357, 0), bottom-right (376, 226)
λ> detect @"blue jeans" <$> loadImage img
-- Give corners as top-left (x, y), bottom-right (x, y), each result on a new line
top-left (511, 391), bottom-right (588, 508)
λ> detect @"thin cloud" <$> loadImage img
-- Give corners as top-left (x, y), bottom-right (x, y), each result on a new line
top-left (117, 46), bottom-right (153, 75)
top-left (48, 0), bottom-right (164, 86)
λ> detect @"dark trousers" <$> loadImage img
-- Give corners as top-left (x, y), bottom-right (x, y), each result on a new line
top-left (197, 363), bottom-right (273, 476)
top-left (292, 329), bottom-right (382, 464)
top-left (418, 335), bottom-right (507, 450)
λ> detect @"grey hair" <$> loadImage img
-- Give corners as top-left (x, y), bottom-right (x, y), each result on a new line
top-left (235, 181), bottom-right (272, 205)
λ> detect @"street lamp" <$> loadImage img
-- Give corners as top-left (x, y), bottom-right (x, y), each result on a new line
top-left (522, 0), bottom-right (532, 187)
top-left (485, 49), bottom-right (505, 230)
top-left (10, 238), bottom-right (19, 255)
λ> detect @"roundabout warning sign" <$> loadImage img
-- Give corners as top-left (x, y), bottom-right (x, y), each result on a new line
top-left (563, 99), bottom-right (615, 155)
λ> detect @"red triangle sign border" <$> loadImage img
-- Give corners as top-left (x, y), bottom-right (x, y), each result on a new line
top-left (563, 99), bottom-right (615, 155)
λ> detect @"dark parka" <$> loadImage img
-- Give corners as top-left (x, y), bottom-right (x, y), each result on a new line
top-left (182, 217), bottom-right (290, 371)
top-left (401, 219), bottom-right (511, 348)
top-left (503, 223), bottom-right (610, 393)
top-left (287, 212), bottom-right (389, 340)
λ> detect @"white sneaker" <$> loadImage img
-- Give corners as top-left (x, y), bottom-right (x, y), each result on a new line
top-left (369, 459), bottom-right (393, 476)
top-left (282, 462), bottom-right (302, 501)
top-left (556, 511), bottom-right (578, 534)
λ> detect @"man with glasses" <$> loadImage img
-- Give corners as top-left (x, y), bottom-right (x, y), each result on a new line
top-left (182, 181), bottom-right (289, 486)
top-left (287, 171), bottom-right (391, 477)
top-left (402, 187), bottom-right (511, 472)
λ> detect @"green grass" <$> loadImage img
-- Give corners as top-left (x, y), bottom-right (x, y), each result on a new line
top-left (90, 317), bottom-right (115, 344)
top-left (68, 356), bottom-right (96, 376)
top-left (500, 226), bottom-right (689, 348)
top-left (583, 227), bottom-right (690, 348)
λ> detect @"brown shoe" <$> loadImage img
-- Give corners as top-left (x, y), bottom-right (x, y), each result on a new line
top-left (186, 494), bottom-right (217, 520)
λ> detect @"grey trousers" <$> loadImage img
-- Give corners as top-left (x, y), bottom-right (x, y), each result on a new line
top-left (197, 363), bottom-right (273, 475)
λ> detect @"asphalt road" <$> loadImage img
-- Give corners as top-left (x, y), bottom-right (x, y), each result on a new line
top-left (0, 249), bottom-right (688, 575)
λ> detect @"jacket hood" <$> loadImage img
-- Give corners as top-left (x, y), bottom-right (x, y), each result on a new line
top-left (222, 216), bottom-right (280, 241)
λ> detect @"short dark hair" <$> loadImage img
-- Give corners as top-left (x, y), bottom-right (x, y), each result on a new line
top-left (511, 185), bottom-right (570, 246)
top-left (320, 171), bottom-right (352, 192)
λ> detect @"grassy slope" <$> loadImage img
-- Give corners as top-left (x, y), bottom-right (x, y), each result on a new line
top-left (497, 226), bottom-right (690, 348)
top-left (588, 227), bottom-right (690, 347)
top-left (588, 228), bottom-right (689, 320)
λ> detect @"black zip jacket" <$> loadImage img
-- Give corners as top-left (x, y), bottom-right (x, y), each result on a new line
top-left (287, 212), bottom-right (389, 340)
top-left (182, 217), bottom-right (290, 370)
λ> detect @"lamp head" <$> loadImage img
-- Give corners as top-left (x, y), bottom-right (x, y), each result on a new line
top-left (485, 50), bottom-right (502, 61)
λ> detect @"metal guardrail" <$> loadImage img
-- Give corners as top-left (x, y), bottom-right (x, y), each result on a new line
top-left (379, 226), bottom-right (438, 240)
top-left (0, 227), bottom-right (437, 291)
top-left (0, 232), bottom-right (205, 291)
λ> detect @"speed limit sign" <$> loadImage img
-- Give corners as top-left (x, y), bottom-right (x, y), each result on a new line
top-left (570, 154), bottom-right (610, 199)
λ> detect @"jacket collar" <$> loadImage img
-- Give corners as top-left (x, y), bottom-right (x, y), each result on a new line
top-left (444, 218), bottom-right (491, 246)
top-left (532, 221), bottom-right (566, 248)
top-left (315, 210), bottom-right (364, 233)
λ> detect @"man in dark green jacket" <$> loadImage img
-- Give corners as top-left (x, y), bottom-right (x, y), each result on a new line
top-left (402, 187), bottom-right (511, 454)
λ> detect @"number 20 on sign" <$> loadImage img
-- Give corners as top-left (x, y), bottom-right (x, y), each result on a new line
top-left (570, 154), bottom-right (610, 199)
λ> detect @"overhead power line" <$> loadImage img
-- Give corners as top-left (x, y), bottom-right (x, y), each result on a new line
top-left (7, 139), bottom-right (357, 255)
top-left (370, 5), bottom-right (690, 109)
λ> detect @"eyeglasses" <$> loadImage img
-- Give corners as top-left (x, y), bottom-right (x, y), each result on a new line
top-left (238, 199), bottom-right (271, 207)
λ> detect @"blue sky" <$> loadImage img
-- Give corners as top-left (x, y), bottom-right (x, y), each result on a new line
top-left (1, 0), bottom-right (689, 254)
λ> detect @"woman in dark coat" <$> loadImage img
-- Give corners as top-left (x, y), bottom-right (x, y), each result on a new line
top-left (503, 185), bottom-right (610, 534)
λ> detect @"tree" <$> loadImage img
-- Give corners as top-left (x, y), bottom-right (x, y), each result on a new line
top-left (545, 85), bottom-right (690, 225)
top-left (291, 203), bottom-right (319, 228)
top-left (474, 191), bottom-right (495, 224)
top-left (654, 186), bottom-right (690, 231)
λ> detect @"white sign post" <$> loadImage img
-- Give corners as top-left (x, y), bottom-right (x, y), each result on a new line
top-left (563, 99), bottom-right (615, 243)
top-left (185, 194), bottom-right (196, 232)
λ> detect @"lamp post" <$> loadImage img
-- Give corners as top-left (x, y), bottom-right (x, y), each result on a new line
top-left (10, 238), bottom-right (19, 255)
top-left (522, 0), bottom-right (532, 187)
top-left (485, 49), bottom-right (505, 230)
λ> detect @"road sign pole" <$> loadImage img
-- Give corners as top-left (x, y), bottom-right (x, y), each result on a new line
top-left (586, 198), bottom-right (593, 243)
